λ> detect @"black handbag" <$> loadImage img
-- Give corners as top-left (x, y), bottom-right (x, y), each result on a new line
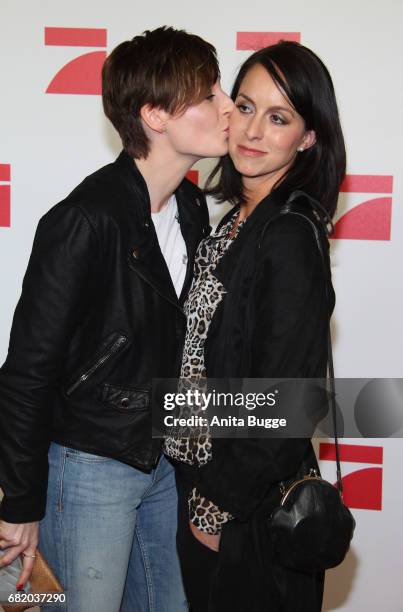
top-left (266, 194), bottom-right (356, 572)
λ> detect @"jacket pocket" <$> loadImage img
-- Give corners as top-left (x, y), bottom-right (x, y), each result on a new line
top-left (101, 384), bottom-right (150, 412)
top-left (65, 333), bottom-right (128, 396)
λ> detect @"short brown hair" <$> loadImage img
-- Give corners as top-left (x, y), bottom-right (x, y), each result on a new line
top-left (102, 26), bottom-right (219, 159)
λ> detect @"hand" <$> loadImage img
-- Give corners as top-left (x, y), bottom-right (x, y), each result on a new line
top-left (189, 520), bottom-right (221, 552)
top-left (0, 520), bottom-right (39, 588)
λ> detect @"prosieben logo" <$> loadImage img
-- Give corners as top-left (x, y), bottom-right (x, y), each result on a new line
top-left (0, 164), bottom-right (11, 227)
top-left (236, 31), bottom-right (301, 50)
top-left (333, 174), bottom-right (393, 241)
top-left (45, 26), bottom-right (107, 95)
top-left (319, 442), bottom-right (383, 510)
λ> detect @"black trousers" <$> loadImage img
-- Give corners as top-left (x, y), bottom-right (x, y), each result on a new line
top-left (175, 467), bottom-right (325, 612)
top-left (175, 471), bottom-right (219, 612)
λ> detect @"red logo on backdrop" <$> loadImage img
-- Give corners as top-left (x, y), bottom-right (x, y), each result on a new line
top-left (45, 27), bottom-right (107, 95)
top-left (186, 170), bottom-right (199, 186)
top-left (0, 164), bottom-right (11, 227)
top-left (236, 32), bottom-right (301, 49)
top-left (334, 175), bottom-right (393, 240)
top-left (319, 442), bottom-right (383, 510)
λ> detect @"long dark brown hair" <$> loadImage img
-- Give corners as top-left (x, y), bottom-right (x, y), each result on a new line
top-left (206, 41), bottom-right (346, 217)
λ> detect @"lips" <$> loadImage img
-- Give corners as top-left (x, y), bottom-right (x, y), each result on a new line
top-left (238, 144), bottom-right (266, 157)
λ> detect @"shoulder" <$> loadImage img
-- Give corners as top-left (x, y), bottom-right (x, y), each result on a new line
top-left (36, 160), bottom-right (128, 250)
top-left (39, 154), bottom-right (143, 239)
top-left (261, 210), bottom-right (319, 244)
top-left (258, 189), bottom-right (330, 258)
top-left (63, 159), bottom-right (131, 217)
top-left (31, 199), bottom-right (98, 260)
top-left (258, 210), bottom-right (327, 272)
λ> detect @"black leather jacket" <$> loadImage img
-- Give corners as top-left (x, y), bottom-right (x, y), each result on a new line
top-left (194, 192), bottom-right (333, 519)
top-left (0, 151), bottom-right (210, 523)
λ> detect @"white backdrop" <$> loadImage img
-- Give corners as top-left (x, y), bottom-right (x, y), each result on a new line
top-left (1, 1), bottom-right (403, 610)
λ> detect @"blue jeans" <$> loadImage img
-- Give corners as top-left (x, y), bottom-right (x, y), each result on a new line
top-left (39, 443), bottom-right (188, 612)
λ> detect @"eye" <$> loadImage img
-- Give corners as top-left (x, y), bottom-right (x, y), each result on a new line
top-left (206, 93), bottom-right (215, 101)
top-left (236, 103), bottom-right (252, 114)
top-left (270, 113), bottom-right (287, 125)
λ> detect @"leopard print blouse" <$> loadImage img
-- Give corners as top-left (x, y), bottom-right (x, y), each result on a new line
top-left (164, 209), bottom-right (244, 534)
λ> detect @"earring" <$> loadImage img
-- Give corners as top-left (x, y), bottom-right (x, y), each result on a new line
top-left (297, 146), bottom-right (304, 152)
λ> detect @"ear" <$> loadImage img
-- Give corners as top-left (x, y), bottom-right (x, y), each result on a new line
top-left (300, 129), bottom-right (316, 151)
top-left (140, 104), bottom-right (169, 134)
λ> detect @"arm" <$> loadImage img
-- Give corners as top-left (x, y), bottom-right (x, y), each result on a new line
top-left (194, 215), bottom-right (329, 520)
top-left (0, 203), bottom-right (98, 524)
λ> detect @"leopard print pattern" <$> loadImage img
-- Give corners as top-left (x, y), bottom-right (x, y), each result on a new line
top-left (188, 487), bottom-right (233, 534)
top-left (164, 210), bottom-right (242, 465)
top-left (164, 210), bottom-right (243, 533)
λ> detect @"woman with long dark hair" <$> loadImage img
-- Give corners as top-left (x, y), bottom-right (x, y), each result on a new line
top-left (164, 41), bottom-right (346, 611)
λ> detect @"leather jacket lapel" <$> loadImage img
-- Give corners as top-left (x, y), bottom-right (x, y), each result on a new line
top-left (116, 152), bottom-right (180, 307)
top-left (213, 191), bottom-right (283, 291)
top-left (128, 227), bottom-right (180, 308)
top-left (176, 182), bottom-right (211, 305)
top-left (118, 151), bottom-right (210, 308)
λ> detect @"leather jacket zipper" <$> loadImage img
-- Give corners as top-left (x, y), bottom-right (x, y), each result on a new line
top-left (66, 335), bottom-right (128, 396)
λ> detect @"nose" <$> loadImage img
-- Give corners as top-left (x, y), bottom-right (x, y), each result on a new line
top-left (221, 91), bottom-right (234, 115)
top-left (245, 114), bottom-right (263, 140)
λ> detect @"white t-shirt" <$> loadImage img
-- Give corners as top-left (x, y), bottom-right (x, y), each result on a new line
top-left (151, 195), bottom-right (187, 298)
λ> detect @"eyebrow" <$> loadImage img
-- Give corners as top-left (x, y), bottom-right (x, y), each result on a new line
top-left (237, 93), bottom-right (295, 116)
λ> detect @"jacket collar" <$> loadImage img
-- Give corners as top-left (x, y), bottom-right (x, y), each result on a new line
top-left (116, 151), bottom-right (207, 308)
top-left (114, 150), bottom-right (152, 230)
top-left (176, 180), bottom-right (210, 305)
top-left (213, 189), bottom-right (285, 289)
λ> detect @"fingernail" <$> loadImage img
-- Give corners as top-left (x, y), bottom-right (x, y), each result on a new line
top-left (16, 583), bottom-right (24, 591)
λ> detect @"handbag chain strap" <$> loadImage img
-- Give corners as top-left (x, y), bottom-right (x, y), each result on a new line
top-left (261, 192), bottom-right (344, 496)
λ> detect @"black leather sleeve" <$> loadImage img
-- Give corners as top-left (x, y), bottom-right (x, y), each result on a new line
top-left (194, 215), bottom-right (329, 520)
top-left (0, 203), bottom-right (98, 522)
